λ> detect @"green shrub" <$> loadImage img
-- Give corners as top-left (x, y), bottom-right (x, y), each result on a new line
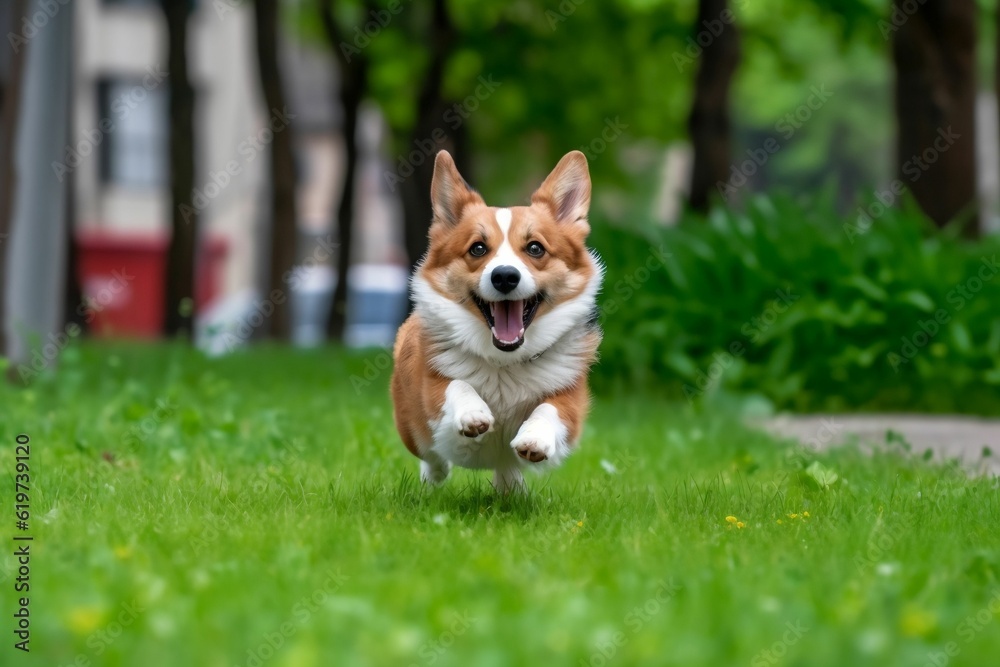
top-left (590, 195), bottom-right (1000, 414)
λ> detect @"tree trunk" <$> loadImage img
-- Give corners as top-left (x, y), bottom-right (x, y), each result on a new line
top-left (686, 0), bottom-right (740, 212)
top-left (399, 0), bottom-right (469, 274)
top-left (160, 0), bottom-right (198, 338)
top-left (893, 0), bottom-right (978, 235)
top-left (0, 0), bottom-right (28, 357)
top-left (254, 0), bottom-right (298, 340)
top-left (62, 77), bottom-right (86, 335)
top-left (5, 0), bottom-right (72, 384)
top-left (319, 0), bottom-right (371, 341)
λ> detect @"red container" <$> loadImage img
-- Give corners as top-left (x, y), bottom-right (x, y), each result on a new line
top-left (76, 232), bottom-right (228, 338)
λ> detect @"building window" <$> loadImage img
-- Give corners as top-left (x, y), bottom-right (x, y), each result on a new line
top-left (98, 79), bottom-right (168, 189)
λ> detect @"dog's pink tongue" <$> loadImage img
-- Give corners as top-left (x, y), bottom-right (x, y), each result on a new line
top-left (491, 300), bottom-right (524, 342)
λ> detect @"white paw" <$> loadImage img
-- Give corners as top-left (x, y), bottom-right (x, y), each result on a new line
top-left (455, 406), bottom-right (494, 439)
top-left (511, 421), bottom-right (557, 463)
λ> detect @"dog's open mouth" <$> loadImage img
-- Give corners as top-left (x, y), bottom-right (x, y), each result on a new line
top-left (472, 294), bottom-right (542, 351)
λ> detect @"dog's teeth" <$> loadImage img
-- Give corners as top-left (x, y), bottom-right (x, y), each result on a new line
top-left (519, 328), bottom-right (524, 336)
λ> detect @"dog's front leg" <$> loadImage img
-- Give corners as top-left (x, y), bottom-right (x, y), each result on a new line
top-left (510, 384), bottom-right (587, 468)
top-left (435, 380), bottom-right (494, 439)
top-left (424, 380), bottom-right (495, 478)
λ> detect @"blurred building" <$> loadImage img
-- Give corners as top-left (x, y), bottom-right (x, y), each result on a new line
top-left (70, 0), bottom-right (406, 345)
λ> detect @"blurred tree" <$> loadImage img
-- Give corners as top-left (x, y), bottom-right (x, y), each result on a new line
top-left (160, 0), bottom-right (198, 337)
top-left (733, 1), bottom-right (888, 208)
top-left (397, 0), bottom-right (470, 274)
top-left (318, 0), bottom-right (371, 340)
top-left (62, 76), bottom-right (86, 337)
top-left (892, 0), bottom-right (978, 235)
top-left (293, 0), bottom-right (695, 239)
top-left (0, 0), bottom-right (28, 357)
top-left (687, 0), bottom-right (740, 211)
top-left (254, 0), bottom-right (298, 340)
top-left (439, 0), bottom-right (692, 214)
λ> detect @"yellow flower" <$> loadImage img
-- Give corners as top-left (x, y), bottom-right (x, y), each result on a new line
top-left (803, 511), bottom-right (810, 518)
top-left (788, 513), bottom-right (799, 519)
top-left (725, 516), bottom-right (738, 524)
top-left (577, 521), bottom-right (584, 527)
top-left (113, 545), bottom-right (132, 560)
top-left (67, 606), bottom-right (105, 636)
top-left (900, 606), bottom-right (937, 638)
top-left (736, 522), bottom-right (745, 529)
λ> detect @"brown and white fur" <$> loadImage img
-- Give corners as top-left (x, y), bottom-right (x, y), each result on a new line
top-left (390, 150), bottom-right (603, 493)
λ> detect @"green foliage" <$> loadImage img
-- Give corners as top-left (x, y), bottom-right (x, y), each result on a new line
top-left (592, 194), bottom-right (1000, 414)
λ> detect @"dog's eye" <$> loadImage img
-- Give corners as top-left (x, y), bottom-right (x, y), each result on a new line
top-left (526, 241), bottom-right (545, 258)
top-left (469, 242), bottom-right (488, 257)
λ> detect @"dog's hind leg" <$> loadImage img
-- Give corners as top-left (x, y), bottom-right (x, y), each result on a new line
top-left (420, 449), bottom-right (451, 485)
top-left (492, 465), bottom-right (525, 494)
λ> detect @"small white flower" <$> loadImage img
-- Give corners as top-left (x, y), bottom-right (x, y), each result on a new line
top-left (876, 562), bottom-right (900, 577)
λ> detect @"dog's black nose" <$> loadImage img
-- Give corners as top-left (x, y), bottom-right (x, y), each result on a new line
top-left (491, 265), bottom-right (521, 294)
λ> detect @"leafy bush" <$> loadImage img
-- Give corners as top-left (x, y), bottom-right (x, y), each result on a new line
top-left (590, 195), bottom-right (1000, 414)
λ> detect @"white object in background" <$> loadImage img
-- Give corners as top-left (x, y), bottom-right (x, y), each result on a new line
top-left (344, 263), bottom-right (408, 349)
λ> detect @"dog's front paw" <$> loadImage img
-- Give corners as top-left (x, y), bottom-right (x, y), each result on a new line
top-left (455, 405), bottom-right (494, 438)
top-left (511, 421), bottom-right (556, 463)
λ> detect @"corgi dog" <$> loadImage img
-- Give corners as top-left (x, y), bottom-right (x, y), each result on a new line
top-left (391, 150), bottom-right (603, 493)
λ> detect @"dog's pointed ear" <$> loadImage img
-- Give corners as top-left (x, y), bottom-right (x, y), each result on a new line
top-left (531, 150), bottom-right (591, 226)
top-left (431, 151), bottom-right (482, 226)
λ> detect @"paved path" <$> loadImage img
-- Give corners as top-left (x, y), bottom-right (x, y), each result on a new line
top-left (760, 414), bottom-right (1000, 475)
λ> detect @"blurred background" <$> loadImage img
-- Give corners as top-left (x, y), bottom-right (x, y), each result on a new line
top-left (2, 0), bottom-right (999, 413)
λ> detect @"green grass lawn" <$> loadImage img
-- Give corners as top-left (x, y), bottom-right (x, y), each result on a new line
top-left (2, 344), bottom-right (999, 667)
